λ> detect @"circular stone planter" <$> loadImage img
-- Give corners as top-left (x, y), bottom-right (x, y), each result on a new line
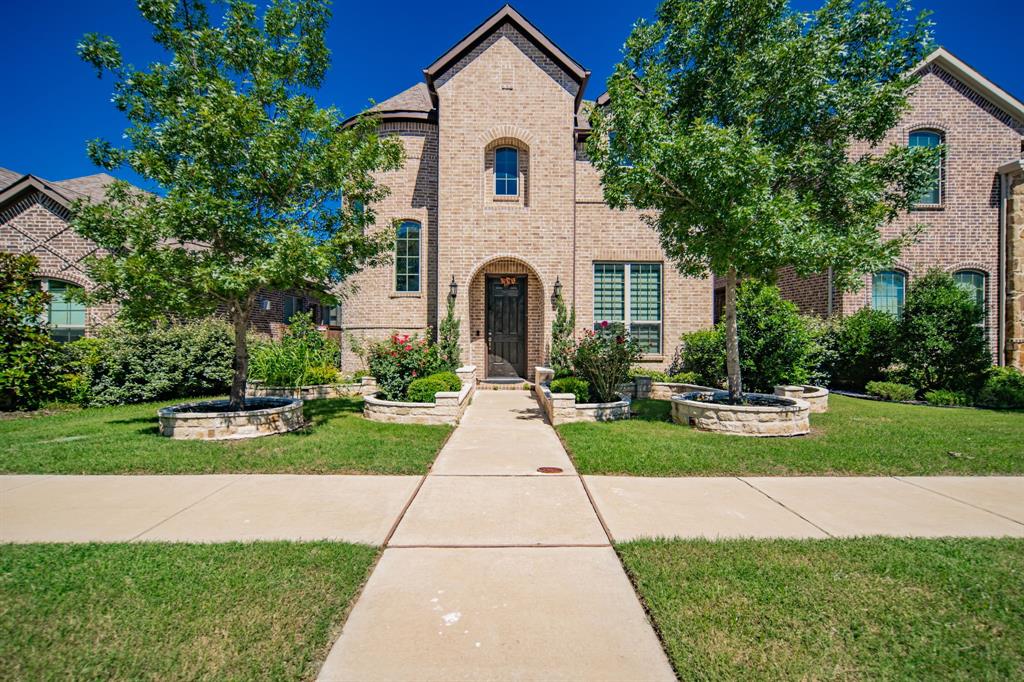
top-left (157, 397), bottom-right (305, 441)
top-left (774, 385), bottom-right (829, 413)
top-left (670, 391), bottom-right (810, 437)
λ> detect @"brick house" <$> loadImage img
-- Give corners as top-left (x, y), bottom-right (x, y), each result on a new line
top-left (772, 48), bottom-right (1024, 370)
top-left (0, 169), bottom-right (316, 340)
top-left (340, 5), bottom-right (712, 379)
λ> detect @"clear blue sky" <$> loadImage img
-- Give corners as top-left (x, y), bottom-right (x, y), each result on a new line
top-left (1, 0), bottom-right (1019, 188)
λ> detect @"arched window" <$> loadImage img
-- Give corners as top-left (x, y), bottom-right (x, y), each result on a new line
top-left (395, 221), bottom-right (421, 293)
top-left (872, 270), bottom-right (906, 319)
top-left (954, 270), bottom-right (987, 329)
top-left (909, 129), bottom-right (943, 205)
top-left (35, 279), bottom-right (86, 342)
top-left (495, 147), bottom-right (519, 196)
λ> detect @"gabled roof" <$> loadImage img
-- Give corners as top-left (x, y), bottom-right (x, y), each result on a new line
top-left (0, 166), bottom-right (21, 190)
top-left (0, 170), bottom-right (134, 215)
top-left (917, 47), bottom-right (1024, 125)
top-left (423, 4), bottom-right (590, 111)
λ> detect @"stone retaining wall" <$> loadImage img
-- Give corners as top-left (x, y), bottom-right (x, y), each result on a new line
top-left (363, 366), bottom-right (476, 425)
top-left (774, 385), bottom-right (829, 413)
top-left (158, 398), bottom-right (305, 440)
top-left (670, 392), bottom-right (810, 437)
top-left (533, 367), bottom-right (631, 425)
top-left (247, 377), bottom-right (377, 400)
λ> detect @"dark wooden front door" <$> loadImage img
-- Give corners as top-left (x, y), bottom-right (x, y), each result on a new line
top-left (486, 275), bottom-right (527, 378)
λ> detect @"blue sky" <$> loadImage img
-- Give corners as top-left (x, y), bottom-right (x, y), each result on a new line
top-left (1, 0), bottom-right (1019, 188)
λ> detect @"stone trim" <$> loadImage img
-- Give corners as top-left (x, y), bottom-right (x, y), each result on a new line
top-left (247, 376), bottom-right (378, 400)
top-left (670, 392), bottom-right (811, 437)
top-left (774, 385), bottom-right (830, 413)
top-left (158, 397), bottom-right (305, 440)
top-left (533, 366), bottom-right (631, 425)
top-left (363, 365), bottom-right (476, 425)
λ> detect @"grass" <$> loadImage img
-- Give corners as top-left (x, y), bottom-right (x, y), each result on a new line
top-left (0, 397), bottom-right (449, 474)
top-left (559, 394), bottom-right (1024, 476)
top-left (618, 538), bottom-right (1024, 680)
top-left (0, 542), bottom-right (377, 681)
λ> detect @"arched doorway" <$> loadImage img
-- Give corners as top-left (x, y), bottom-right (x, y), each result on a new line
top-left (468, 256), bottom-right (545, 380)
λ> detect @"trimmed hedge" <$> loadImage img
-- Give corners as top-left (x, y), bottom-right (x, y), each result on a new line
top-left (976, 367), bottom-right (1024, 409)
top-left (405, 371), bottom-right (462, 403)
top-left (550, 376), bottom-right (590, 403)
top-left (866, 381), bottom-right (917, 403)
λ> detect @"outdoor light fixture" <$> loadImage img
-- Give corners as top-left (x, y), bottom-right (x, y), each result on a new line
top-left (551, 277), bottom-right (563, 306)
top-left (448, 275), bottom-right (458, 302)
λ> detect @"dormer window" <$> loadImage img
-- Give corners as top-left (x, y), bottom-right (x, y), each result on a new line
top-left (495, 147), bottom-right (519, 196)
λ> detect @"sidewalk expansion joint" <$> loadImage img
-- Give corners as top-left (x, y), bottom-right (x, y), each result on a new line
top-left (737, 477), bottom-right (835, 538)
top-left (128, 475), bottom-right (249, 542)
top-left (386, 543), bottom-right (613, 549)
top-left (893, 476), bottom-right (1024, 528)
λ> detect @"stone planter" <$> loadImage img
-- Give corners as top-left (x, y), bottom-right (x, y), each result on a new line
top-left (774, 385), bottom-right (829, 413)
top-left (363, 366), bottom-right (476, 425)
top-left (534, 366), bottom-right (632, 425)
top-left (158, 397), bottom-right (304, 440)
top-left (670, 391), bottom-right (810, 437)
top-left (246, 376), bottom-right (377, 400)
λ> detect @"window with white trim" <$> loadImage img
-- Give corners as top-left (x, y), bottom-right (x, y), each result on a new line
top-left (593, 262), bottom-right (662, 353)
top-left (909, 129), bottom-right (943, 205)
top-left (34, 279), bottom-right (86, 343)
top-left (495, 147), bottom-right (519, 196)
top-left (395, 220), bottom-right (421, 293)
top-left (872, 270), bottom-right (906, 319)
top-left (954, 270), bottom-right (987, 334)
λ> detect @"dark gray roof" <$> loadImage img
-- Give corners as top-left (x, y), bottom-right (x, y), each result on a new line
top-left (52, 173), bottom-right (120, 203)
top-left (0, 166), bottom-right (21, 191)
top-left (373, 82), bottom-right (434, 115)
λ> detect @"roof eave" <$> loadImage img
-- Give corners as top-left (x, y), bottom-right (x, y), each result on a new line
top-left (916, 47), bottom-right (1024, 125)
top-left (0, 174), bottom-right (75, 213)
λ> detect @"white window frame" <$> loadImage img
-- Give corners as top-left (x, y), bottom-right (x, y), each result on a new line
top-left (35, 278), bottom-right (87, 343)
top-left (394, 220), bottom-right (422, 294)
top-left (494, 146), bottom-right (520, 197)
top-left (593, 262), bottom-right (663, 354)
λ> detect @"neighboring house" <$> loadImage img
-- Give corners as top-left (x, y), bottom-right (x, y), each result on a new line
top-left (773, 49), bottom-right (1024, 370)
top-left (0, 168), bottom-right (319, 340)
top-left (341, 5), bottom-right (712, 379)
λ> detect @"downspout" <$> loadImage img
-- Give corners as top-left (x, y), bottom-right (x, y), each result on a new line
top-left (826, 266), bottom-right (834, 317)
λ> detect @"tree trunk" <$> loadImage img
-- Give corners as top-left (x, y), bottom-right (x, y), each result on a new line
top-left (724, 268), bottom-right (742, 402)
top-left (229, 301), bottom-right (251, 411)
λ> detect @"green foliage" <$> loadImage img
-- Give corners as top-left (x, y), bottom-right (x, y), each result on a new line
top-left (248, 312), bottom-right (341, 386)
top-left (0, 254), bottom-right (67, 410)
top-left (677, 329), bottom-right (726, 388)
top-left (438, 298), bottom-right (462, 370)
top-left (73, 0), bottom-right (404, 407)
top-left (550, 294), bottom-right (576, 378)
top-left (896, 270), bottom-right (991, 393)
top-left (587, 0), bottom-right (935, 397)
top-left (866, 381), bottom-right (917, 403)
top-left (430, 372), bottom-right (463, 392)
top-left (630, 368), bottom-right (701, 384)
top-left (550, 377), bottom-right (591, 404)
top-left (976, 367), bottom-right (1024, 409)
top-left (820, 309), bottom-right (899, 390)
top-left (367, 332), bottom-right (446, 401)
top-left (573, 322), bottom-right (642, 403)
top-left (76, 319), bottom-right (235, 406)
top-left (406, 376), bottom-right (448, 403)
top-left (924, 389), bottom-right (971, 407)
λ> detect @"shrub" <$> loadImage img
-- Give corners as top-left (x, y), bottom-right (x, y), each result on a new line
top-left (896, 270), bottom-right (991, 393)
top-left (629, 367), bottom-right (668, 382)
top-left (59, 337), bottom-right (105, 405)
top-left (248, 312), bottom-right (341, 387)
top-left (573, 322), bottom-right (642, 403)
top-left (550, 376), bottom-right (590, 403)
top-left (438, 298), bottom-right (461, 370)
top-left (819, 309), bottom-right (898, 390)
top-left (924, 389), bottom-right (972, 407)
top-left (83, 319), bottom-right (234, 406)
top-left (866, 381), bottom-right (917, 402)
top-left (406, 376), bottom-right (448, 403)
top-left (367, 332), bottom-right (446, 400)
top-left (0, 253), bottom-right (67, 410)
top-left (668, 371), bottom-right (700, 384)
top-left (976, 367), bottom-right (1024, 409)
top-left (550, 295), bottom-right (576, 378)
top-left (430, 371), bottom-right (462, 392)
top-left (677, 329), bottom-right (726, 388)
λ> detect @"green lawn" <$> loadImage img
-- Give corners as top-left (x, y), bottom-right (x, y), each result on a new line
top-left (0, 397), bottom-right (449, 474)
top-left (0, 542), bottom-right (376, 680)
top-left (559, 395), bottom-right (1024, 476)
top-left (618, 538), bottom-right (1024, 680)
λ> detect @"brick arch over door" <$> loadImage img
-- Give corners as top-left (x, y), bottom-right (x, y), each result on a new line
top-left (467, 256), bottom-right (546, 379)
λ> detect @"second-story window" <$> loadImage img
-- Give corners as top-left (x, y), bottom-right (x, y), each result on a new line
top-left (395, 220), bottom-right (421, 293)
top-left (909, 129), bottom-right (943, 206)
top-left (495, 147), bottom-right (519, 196)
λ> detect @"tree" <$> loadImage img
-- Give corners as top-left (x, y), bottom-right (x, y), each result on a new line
top-left (897, 270), bottom-right (990, 393)
top-left (550, 293), bottom-right (576, 377)
top-left (438, 297), bottom-right (461, 370)
top-left (0, 254), bottom-right (66, 410)
top-left (73, 0), bottom-right (404, 408)
top-left (588, 0), bottom-right (938, 400)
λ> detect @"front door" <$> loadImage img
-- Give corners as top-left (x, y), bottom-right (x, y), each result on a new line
top-left (486, 275), bottom-right (527, 378)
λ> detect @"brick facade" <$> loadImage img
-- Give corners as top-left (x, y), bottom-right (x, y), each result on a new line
top-left (774, 57), bottom-right (1024, 365)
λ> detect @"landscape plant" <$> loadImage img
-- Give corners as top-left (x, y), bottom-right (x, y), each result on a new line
top-left (865, 380), bottom-right (917, 403)
top-left (820, 308), bottom-right (899, 390)
top-left (248, 312), bottom-right (341, 387)
top-left (587, 0), bottom-right (938, 401)
top-left (573, 322), bottom-right (642, 402)
top-left (923, 389), bottom-right (971, 407)
top-left (550, 293), bottom-right (576, 378)
top-left (437, 298), bottom-right (462, 370)
top-left (406, 372), bottom-right (460, 403)
top-left (550, 376), bottom-right (591, 404)
top-left (72, 0), bottom-right (403, 410)
top-left (367, 332), bottom-right (448, 401)
top-left (976, 367), bottom-right (1024, 409)
top-left (895, 270), bottom-right (991, 394)
top-left (676, 329), bottom-right (726, 388)
top-left (0, 254), bottom-right (67, 410)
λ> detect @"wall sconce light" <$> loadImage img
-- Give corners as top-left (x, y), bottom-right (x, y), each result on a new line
top-left (448, 275), bottom-right (458, 303)
top-left (551, 277), bottom-right (563, 307)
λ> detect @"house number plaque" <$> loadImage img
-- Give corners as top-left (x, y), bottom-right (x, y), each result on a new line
top-left (500, 276), bottom-right (517, 287)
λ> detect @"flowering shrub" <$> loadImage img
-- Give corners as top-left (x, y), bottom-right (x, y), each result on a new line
top-left (573, 322), bottom-right (642, 403)
top-left (367, 332), bottom-right (448, 400)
